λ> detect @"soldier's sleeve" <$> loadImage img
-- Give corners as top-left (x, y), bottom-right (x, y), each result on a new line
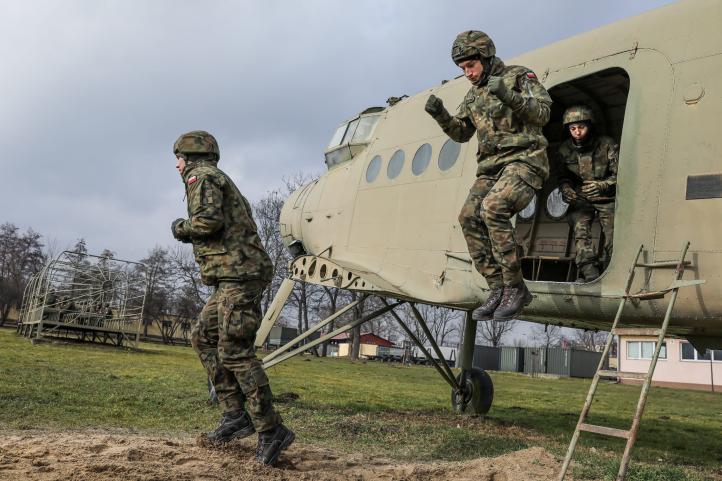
top-left (507, 70), bottom-right (552, 126)
top-left (436, 99), bottom-right (476, 143)
top-left (176, 174), bottom-right (224, 239)
top-left (553, 146), bottom-right (573, 189)
top-left (601, 141), bottom-right (619, 193)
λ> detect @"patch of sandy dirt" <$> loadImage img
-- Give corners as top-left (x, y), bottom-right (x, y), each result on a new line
top-left (0, 430), bottom-right (569, 481)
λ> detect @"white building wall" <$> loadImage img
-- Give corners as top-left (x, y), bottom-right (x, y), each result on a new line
top-left (618, 336), bottom-right (722, 391)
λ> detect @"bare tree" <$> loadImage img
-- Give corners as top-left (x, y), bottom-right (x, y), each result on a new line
top-left (253, 173), bottom-right (315, 314)
top-left (0, 223), bottom-right (45, 326)
top-left (532, 323), bottom-right (563, 348)
top-left (477, 319), bottom-right (518, 347)
top-left (169, 245), bottom-right (210, 311)
top-left (401, 304), bottom-right (462, 347)
top-left (138, 246), bottom-right (174, 340)
top-left (573, 329), bottom-right (607, 351)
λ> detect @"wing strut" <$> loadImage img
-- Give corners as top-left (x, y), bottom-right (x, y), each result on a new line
top-left (380, 299), bottom-right (461, 391)
top-left (263, 299), bottom-right (403, 369)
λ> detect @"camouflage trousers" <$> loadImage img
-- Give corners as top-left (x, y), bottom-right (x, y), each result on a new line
top-left (458, 163), bottom-right (538, 288)
top-left (568, 201), bottom-right (615, 270)
top-left (191, 280), bottom-right (281, 432)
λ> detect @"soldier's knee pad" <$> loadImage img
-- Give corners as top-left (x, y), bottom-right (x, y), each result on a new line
top-left (239, 362), bottom-right (269, 395)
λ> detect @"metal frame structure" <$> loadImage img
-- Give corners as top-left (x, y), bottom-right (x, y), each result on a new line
top-left (17, 250), bottom-right (148, 348)
top-left (254, 274), bottom-right (492, 415)
top-left (558, 242), bottom-right (705, 481)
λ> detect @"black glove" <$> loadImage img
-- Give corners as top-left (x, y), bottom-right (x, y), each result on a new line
top-left (487, 76), bottom-right (508, 99)
top-left (171, 218), bottom-right (190, 243)
top-left (488, 75), bottom-right (524, 110)
top-left (424, 94), bottom-right (445, 119)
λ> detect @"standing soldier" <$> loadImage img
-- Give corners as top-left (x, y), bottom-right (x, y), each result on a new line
top-left (171, 130), bottom-right (294, 466)
top-left (556, 105), bottom-right (618, 282)
top-left (425, 30), bottom-right (552, 320)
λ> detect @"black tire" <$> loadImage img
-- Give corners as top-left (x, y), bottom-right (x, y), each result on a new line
top-left (451, 368), bottom-right (494, 415)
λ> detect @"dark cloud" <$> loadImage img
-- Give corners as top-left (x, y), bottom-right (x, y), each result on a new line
top-left (0, 0), bottom-right (675, 259)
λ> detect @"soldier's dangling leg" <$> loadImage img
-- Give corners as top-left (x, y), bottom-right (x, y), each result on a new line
top-left (595, 201), bottom-right (615, 270)
top-left (192, 288), bottom-right (245, 413)
top-left (459, 177), bottom-right (507, 318)
top-left (568, 203), bottom-right (598, 281)
top-left (458, 177), bottom-right (503, 289)
top-left (480, 164), bottom-right (537, 320)
top-left (217, 281), bottom-right (282, 433)
top-left (479, 166), bottom-right (536, 287)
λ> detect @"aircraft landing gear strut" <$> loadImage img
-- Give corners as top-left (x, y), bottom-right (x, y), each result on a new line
top-left (453, 310), bottom-right (494, 415)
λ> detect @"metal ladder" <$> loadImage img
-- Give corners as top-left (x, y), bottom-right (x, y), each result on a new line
top-left (558, 242), bottom-right (705, 481)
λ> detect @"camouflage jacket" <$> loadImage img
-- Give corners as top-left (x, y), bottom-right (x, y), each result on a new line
top-left (437, 59), bottom-right (552, 189)
top-left (555, 135), bottom-right (618, 201)
top-left (175, 160), bottom-right (273, 286)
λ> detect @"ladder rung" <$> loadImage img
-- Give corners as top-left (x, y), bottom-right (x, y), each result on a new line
top-left (627, 290), bottom-right (666, 300)
top-left (579, 423), bottom-right (630, 439)
top-left (612, 328), bottom-right (661, 336)
top-left (635, 260), bottom-right (690, 268)
top-left (598, 370), bottom-right (646, 380)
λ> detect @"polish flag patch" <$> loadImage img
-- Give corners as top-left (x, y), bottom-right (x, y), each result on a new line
top-left (526, 72), bottom-right (537, 79)
top-left (187, 176), bottom-right (198, 185)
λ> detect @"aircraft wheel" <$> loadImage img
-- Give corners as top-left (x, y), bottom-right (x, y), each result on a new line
top-left (451, 368), bottom-right (493, 415)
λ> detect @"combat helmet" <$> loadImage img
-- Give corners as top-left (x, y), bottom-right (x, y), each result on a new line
top-left (173, 130), bottom-right (220, 161)
top-left (451, 30), bottom-right (496, 64)
top-left (562, 105), bottom-right (595, 126)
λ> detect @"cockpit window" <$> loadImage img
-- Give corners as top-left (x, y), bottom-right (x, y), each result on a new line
top-left (325, 113), bottom-right (383, 170)
top-left (352, 116), bottom-right (381, 143)
top-left (327, 124), bottom-right (348, 150)
top-left (341, 119), bottom-right (360, 145)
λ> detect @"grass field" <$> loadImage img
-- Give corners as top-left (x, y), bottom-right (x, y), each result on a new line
top-left (0, 328), bottom-right (720, 480)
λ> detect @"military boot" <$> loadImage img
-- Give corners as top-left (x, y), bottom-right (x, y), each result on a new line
top-left (473, 287), bottom-right (504, 321)
top-left (206, 410), bottom-right (255, 444)
top-left (493, 282), bottom-right (533, 320)
top-left (576, 264), bottom-right (601, 283)
top-left (255, 424), bottom-right (295, 466)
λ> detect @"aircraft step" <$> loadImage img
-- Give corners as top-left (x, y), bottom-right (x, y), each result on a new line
top-left (579, 423), bottom-right (630, 439)
top-left (598, 370), bottom-right (646, 380)
top-left (626, 290), bottom-right (666, 300)
top-left (635, 260), bottom-right (690, 268)
top-left (559, 242), bottom-right (699, 481)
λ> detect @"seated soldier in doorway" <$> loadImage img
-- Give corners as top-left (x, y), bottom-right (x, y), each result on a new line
top-left (556, 105), bottom-right (619, 282)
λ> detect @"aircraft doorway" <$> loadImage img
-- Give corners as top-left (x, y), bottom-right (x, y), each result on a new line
top-left (517, 67), bottom-right (630, 283)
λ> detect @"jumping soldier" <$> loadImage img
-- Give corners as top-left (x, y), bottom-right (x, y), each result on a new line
top-left (171, 130), bottom-right (294, 466)
top-left (556, 105), bottom-right (618, 282)
top-left (425, 30), bottom-right (552, 320)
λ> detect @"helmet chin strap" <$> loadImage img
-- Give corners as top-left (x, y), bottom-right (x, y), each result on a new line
top-left (474, 56), bottom-right (499, 86)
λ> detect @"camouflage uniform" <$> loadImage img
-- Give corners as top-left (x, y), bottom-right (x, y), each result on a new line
top-left (431, 32), bottom-right (552, 289)
top-left (556, 128), bottom-right (618, 274)
top-left (172, 131), bottom-right (280, 433)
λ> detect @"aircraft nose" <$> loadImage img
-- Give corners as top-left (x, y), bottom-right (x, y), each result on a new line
top-left (279, 180), bottom-right (317, 252)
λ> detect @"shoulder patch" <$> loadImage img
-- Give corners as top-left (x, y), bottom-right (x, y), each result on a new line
top-left (187, 176), bottom-right (198, 185)
top-left (526, 72), bottom-right (537, 79)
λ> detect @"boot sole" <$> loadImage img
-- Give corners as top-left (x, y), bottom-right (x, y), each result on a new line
top-left (264, 430), bottom-right (295, 466)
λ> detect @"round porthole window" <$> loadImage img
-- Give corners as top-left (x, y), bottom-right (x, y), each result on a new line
top-left (518, 195), bottom-right (537, 221)
top-left (387, 149), bottom-right (405, 179)
top-left (545, 187), bottom-right (570, 220)
top-left (438, 139), bottom-right (461, 171)
top-left (366, 155), bottom-right (381, 183)
top-left (411, 143), bottom-right (432, 176)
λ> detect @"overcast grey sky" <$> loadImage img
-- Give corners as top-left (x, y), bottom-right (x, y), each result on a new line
top-left (0, 0), bottom-right (675, 261)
